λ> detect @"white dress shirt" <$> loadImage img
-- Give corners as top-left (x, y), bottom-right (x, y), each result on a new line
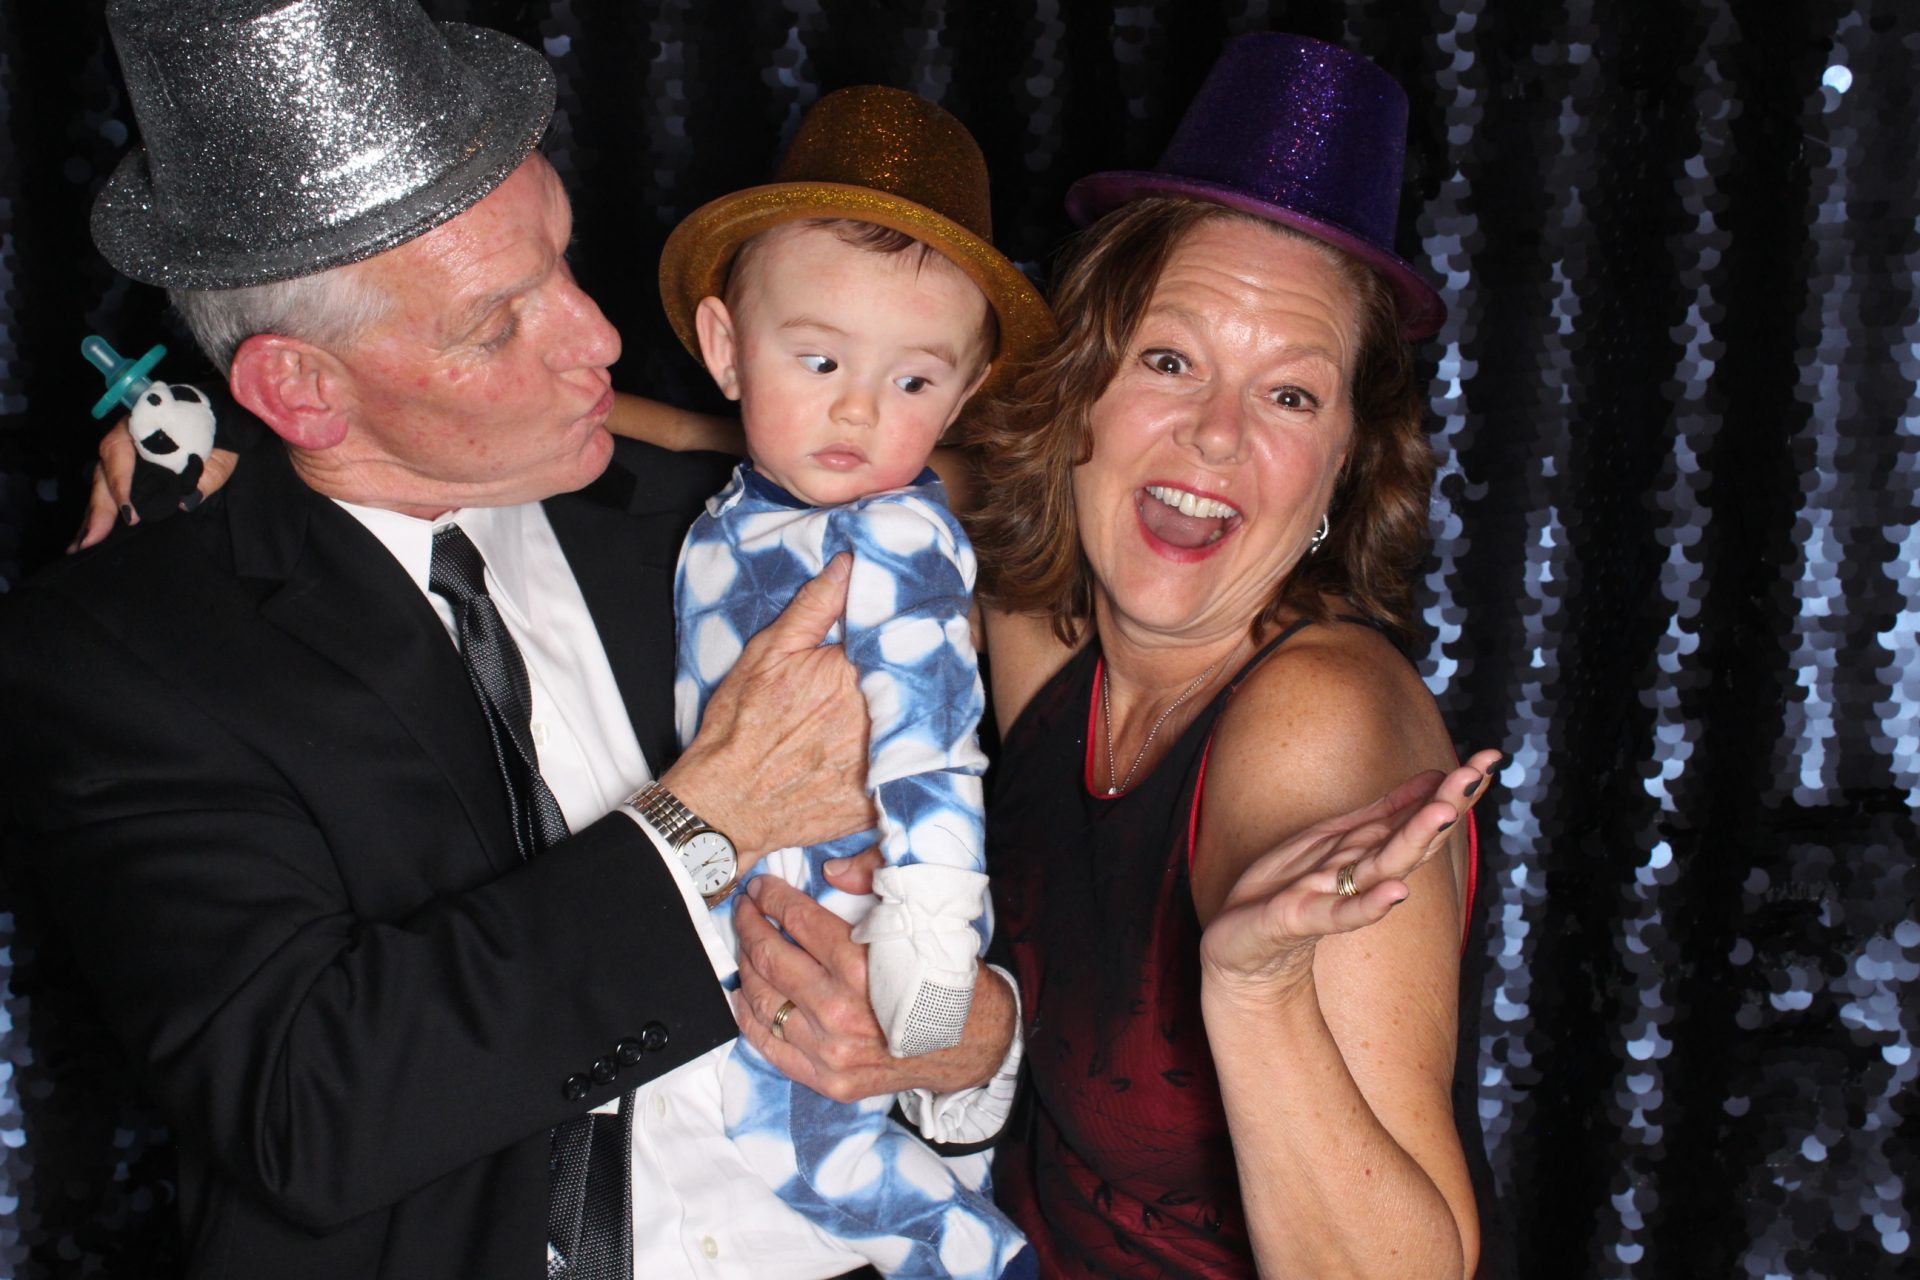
top-left (336, 498), bottom-right (1018, 1278)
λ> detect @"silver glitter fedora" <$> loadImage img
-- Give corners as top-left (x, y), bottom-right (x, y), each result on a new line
top-left (92, 0), bottom-right (556, 290)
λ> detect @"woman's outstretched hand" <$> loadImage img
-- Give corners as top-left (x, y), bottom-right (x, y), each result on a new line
top-left (1199, 748), bottom-right (1501, 997)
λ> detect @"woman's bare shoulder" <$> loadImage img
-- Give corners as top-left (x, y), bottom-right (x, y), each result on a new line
top-left (1218, 619), bottom-right (1446, 778)
top-left (981, 604), bottom-right (1082, 734)
top-left (1191, 617), bottom-right (1458, 920)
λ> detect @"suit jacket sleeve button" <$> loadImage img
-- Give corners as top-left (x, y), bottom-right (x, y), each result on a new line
top-left (563, 1073), bottom-right (591, 1101)
top-left (615, 1038), bottom-right (645, 1066)
top-left (640, 1021), bottom-right (669, 1052)
top-left (591, 1056), bottom-right (619, 1085)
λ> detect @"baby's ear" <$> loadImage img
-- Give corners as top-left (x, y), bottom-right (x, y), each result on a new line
top-left (692, 296), bottom-right (742, 402)
top-left (945, 359), bottom-right (993, 428)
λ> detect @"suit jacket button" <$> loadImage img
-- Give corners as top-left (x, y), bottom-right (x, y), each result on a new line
top-left (563, 1073), bottom-right (590, 1101)
top-left (640, 1021), bottom-right (669, 1052)
top-left (615, 1038), bottom-right (645, 1066)
top-left (591, 1056), bottom-right (618, 1085)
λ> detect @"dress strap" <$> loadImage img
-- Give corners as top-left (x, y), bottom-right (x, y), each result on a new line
top-left (1225, 618), bottom-right (1316, 690)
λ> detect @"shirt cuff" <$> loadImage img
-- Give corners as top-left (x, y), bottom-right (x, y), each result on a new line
top-left (895, 963), bottom-right (1024, 1145)
top-left (616, 803), bottom-right (738, 985)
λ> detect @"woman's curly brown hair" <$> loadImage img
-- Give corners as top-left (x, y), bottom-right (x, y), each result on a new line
top-left (964, 196), bottom-right (1434, 646)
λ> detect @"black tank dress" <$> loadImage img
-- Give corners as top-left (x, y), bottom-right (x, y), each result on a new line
top-left (988, 622), bottom-right (1490, 1277)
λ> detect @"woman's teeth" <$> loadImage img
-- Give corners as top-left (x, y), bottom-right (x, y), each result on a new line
top-left (1146, 485), bottom-right (1240, 520)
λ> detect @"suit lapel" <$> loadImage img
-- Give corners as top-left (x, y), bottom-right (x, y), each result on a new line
top-left (229, 446), bottom-right (521, 875)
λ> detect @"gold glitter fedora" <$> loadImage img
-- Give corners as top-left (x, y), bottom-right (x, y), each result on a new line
top-left (93, 0), bottom-right (554, 290)
top-left (659, 86), bottom-right (1054, 399)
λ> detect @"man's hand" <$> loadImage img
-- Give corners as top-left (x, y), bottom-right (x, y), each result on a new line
top-left (732, 861), bottom-right (1015, 1102)
top-left (659, 553), bottom-right (874, 862)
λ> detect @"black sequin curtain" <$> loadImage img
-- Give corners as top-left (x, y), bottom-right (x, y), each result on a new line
top-left (1, 2), bottom-right (1915, 1277)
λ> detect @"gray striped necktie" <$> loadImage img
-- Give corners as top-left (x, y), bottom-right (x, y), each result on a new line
top-left (427, 523), bottom-right (630, 1280)
top-left (428, 524), bottom-right (570, 858)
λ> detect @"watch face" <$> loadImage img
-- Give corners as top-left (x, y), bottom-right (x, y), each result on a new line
top-left (680, 831), bottom-right (737, 897)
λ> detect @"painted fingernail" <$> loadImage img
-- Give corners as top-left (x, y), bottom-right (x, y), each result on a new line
top-left (118, 504), bottom-right (134, 525)
top-left (1463, 775), bottom-right (1483, 797)
top-left (181, 490), bottom-right (203, 512)
top-left (1388, 894), bottom-right (1408, 910)
top-left (1438, 818), bottom-right (1456, 833)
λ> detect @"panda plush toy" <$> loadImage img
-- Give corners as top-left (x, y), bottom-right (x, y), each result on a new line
top-left (125, 379), bottom-right (218, 521)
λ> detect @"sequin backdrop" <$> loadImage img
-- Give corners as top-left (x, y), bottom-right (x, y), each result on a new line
top-left (0, 1), bottom-right (1914, 1276)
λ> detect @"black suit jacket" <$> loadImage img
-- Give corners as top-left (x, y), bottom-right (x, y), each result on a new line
top-left (0, 438), bottom-right (740, 1278)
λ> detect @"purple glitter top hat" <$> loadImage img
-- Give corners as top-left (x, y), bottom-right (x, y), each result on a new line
top-left (1066, 33), bottom-right (1445, 338)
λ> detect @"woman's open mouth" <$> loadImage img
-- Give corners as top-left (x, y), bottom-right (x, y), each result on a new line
top-left (1138, 483), bottom-right (1243, 552)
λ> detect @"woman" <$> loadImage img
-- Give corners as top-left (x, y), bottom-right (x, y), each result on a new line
top-left (961, 35), bottom-right (1491, 1277)
top-left (75, 32), bottom-right (1492, 1278)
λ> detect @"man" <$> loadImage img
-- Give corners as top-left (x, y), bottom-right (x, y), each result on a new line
top-left (0, 2), bottom-right (1015, 1277)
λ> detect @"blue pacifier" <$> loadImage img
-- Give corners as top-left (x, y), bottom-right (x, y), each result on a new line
top-left (81, 334), bottom-right (169, 420)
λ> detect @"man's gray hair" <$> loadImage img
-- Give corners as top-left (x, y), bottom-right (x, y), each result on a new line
top-left (170, 260), bottom-right (391, 371)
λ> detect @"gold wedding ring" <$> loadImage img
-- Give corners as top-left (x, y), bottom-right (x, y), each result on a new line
top-left (1336, 862), bottom-right (1361, 898)
top-left (770, 998), bottom-right (798, 1041)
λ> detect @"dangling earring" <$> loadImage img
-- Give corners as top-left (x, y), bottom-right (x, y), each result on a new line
top-left (1308, 513), bottom-right (1330, 555)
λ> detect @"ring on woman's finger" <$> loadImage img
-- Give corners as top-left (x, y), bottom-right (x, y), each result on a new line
top-left (770, 999), bottom-right (798, 1041)
top-left (1335, 862), bottom-right (1361, 898)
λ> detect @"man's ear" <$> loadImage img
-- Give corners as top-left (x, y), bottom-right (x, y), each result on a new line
top-left (229, 334), bottom-right (351, 450)
top-left (693, 296), bottom-right (743, 402)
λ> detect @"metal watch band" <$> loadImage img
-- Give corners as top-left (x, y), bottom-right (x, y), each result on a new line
top-left (627, 781), bottom-right (707, 845)
top-left (626, 782), bottom-right (738, 906)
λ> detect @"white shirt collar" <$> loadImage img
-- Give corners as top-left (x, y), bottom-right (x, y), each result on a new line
top-left (333, 499), bottom-right (536, 625)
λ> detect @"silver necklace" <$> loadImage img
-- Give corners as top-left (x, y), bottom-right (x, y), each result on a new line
top-left (1102, 660), bottom-right (1219, 796)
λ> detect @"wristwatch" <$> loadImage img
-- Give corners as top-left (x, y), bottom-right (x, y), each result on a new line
top-left (627, 781), bottom-right (739, 904)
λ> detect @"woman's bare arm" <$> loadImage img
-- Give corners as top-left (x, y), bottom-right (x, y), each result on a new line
top-left (604, 395), bottom-right (987, 511)
top-left (1192, 623), bottom-right (1493, 1279)
top-left (605, 390), bottom-right (745, 456)
top-left (76, 391), bottom-right (721, 553)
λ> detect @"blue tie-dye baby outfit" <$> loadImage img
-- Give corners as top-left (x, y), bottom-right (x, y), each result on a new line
top-left (674, 462), bottom-right (1028, 1280)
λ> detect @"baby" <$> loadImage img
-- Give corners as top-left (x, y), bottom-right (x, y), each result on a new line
top-left (656, 87), bottom-right (1051, 1280)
